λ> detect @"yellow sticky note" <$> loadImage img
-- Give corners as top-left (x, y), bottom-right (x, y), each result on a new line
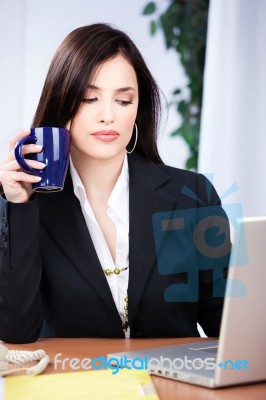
top-left (5, 369), bottom-right (159, 400)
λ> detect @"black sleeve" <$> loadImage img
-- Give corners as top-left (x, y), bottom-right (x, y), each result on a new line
top-left (195, 173), bottom-right (231, 337)
top-left (0, 196), bottom-right (45, 343)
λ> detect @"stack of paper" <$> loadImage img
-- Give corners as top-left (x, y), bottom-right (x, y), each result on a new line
top-left (3, 369), bottom-right (159, 400)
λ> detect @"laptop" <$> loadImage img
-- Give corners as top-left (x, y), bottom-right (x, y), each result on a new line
top-left (108, 216), bottom-right (266, 388)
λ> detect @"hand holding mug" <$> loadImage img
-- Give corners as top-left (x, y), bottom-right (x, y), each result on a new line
top-left (0, 130), bottom-right (45, 203)
top-left (14, 127), bottom-right (70, 192)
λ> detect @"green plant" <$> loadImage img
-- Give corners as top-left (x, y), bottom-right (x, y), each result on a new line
top-left (142, 0), bottom-right (209, 170)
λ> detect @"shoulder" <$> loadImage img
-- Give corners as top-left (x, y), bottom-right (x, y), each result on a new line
top-left (132, 151), bottom-right (207, 189)
top-left (158, 162), bottom-right (199, 183)
top-left (157, 163), bottom-right (219, 204)
top-left (129, 152), bottom-right (221, 207)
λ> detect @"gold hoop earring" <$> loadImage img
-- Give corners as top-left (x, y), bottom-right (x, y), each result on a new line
top-left (126, 123), bottom-right (138, 154)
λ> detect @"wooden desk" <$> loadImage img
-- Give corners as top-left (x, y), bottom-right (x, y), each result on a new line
top-left (6, 338), bottom-right (266, 400)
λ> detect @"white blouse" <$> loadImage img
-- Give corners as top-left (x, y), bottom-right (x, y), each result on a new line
top-left (70, 155), bottom-right (130, 337)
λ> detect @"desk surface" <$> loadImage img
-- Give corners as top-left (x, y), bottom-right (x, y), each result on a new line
top-left (6, 338), bottom-right (266, 400)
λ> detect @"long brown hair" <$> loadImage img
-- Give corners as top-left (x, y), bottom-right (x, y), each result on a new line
top-left (32, 23), bottom-right (163, 163)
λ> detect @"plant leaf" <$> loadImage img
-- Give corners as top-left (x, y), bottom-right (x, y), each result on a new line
top-left (142, 0), bottom-right (209, 170)
top-left (186, 154), bottom-right (197, 170)
top-left (150, 20), bottom-right (157, 35)
top-left (143, 2), bottom-right (156, 15)
top-left (173, 88), bottom-right (181, 95)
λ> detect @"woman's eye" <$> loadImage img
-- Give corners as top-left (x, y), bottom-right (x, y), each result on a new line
top-left (116, 100), bottom-right (133, 106)
top-left (82, 98), bottom-right (97, 104)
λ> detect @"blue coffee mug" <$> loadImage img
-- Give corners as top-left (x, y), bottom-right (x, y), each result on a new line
top-left (14, 127), bottom-right (70, 192)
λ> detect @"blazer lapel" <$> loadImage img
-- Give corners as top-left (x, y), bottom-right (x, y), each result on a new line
top-left (127, 153), bottom-right (178, 321)
top-left (38, 173), bottom-right (119, 316)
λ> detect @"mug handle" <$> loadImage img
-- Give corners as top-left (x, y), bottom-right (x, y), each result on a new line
top-left (14, 136), bottom-right (41, 175)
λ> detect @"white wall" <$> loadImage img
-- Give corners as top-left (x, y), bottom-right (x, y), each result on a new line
top-left (0, 0), bottom-right (25, 144)
top-left (198, 0), bottom-right (266, 217)
top-left (0, 0), bottom-right (189, 167)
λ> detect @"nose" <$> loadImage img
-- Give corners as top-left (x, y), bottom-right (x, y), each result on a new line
top-left (99, 100), bottom-right (114, 125)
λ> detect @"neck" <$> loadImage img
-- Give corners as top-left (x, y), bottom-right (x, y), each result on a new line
top-left (71, 151), bottom-right (126, 201)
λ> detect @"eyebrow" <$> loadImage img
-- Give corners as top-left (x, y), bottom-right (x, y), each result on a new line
top-left (87, 84), bottom-right (136, 93)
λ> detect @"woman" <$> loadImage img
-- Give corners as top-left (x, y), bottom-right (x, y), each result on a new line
top-left (0, 24), bottom-right (230, 343)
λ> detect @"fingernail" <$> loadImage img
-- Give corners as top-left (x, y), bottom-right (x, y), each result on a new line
top-left (37, 162), bottom-right (46, 168)
top-left (34, 145), bottom-right (43, 150)
top-left (34, 176), bottom-right (42, 181)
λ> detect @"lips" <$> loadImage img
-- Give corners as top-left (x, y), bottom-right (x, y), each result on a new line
top-left (91, 130), bottom-right (119, 142)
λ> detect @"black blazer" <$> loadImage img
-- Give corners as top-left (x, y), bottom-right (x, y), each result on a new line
top-left (0, 152), bottom-right (230, 343)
